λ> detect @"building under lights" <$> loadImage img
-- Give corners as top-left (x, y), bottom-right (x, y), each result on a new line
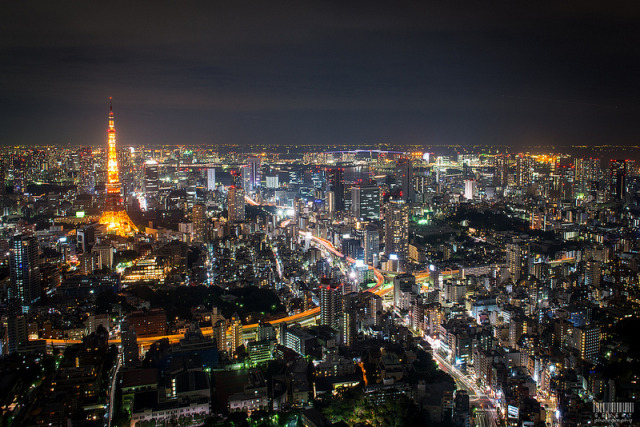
top-left (98, 98), bottom-right (138, 236)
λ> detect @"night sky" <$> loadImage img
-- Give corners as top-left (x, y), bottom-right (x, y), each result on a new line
top-left (1, 1), bottom-right (638, 148)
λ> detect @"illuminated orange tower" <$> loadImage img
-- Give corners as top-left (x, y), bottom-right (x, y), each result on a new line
top-left (99, 98), bottom-right (138, 235)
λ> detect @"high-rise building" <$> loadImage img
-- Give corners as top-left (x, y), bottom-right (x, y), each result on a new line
top-left (144, 160), bottom-right (159, 210)
top-left (574, 158), bottom-right (600, 194)
top-left (341, 308), bottom-right (357, 347)
top-left (493, 154), bottom-right (509, 187)
top-left (192, 203), bottom-right (207, 242)
top-left (247, 156), bottom-right (261, 191)
top-left (395, 158), bottom-right (414, 202)
top-left (516, 155), bottom-right (534, 187)
top-left (506, 240), bottom-right (527, 282)
top-left (363, 226), bottom-right (379, 265)
top-left (227, 186), bottom-right (245, 223)
top-left (384, 199), bottom-right (409, 261)
top-left (207, 168), bottom-right (216, 191)
top-left (230, 314), bottom-right (243, 357)
top-left (6, 314), bottom-right (28, 354)
top-left (573, 326), bottom-right (600, 362)
top-left (98, 98), bottom-right (138, 235)
top-left (609, 159), bottom-right (630, 200)
top-left (10, 234), bottom-right (41, 312)
top-left (320, 280), bottom-right (343, 329)
top-left (325, 168), bottom-right (344, 211)
top-left (464, 179), bottom-right (475, 200)
top-left (393, 273), bottom-right (416, 311)
top-left (351, 184), bottom-right (380, 220)
top-left (121, 322), bottom-right (139, 367)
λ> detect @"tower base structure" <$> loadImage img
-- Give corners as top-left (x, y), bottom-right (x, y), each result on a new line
top-left (99, 210), bottom-right (138, 237)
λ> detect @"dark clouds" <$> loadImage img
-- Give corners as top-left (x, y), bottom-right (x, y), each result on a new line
top-left (0, 1), bottom-right (638, 147)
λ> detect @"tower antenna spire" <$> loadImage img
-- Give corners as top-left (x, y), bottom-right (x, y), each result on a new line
top-left (109, 96), bottom-right (113, 115)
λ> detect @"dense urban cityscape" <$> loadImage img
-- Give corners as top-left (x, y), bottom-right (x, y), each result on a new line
top-left (0, 101), bottom-right (638, 426)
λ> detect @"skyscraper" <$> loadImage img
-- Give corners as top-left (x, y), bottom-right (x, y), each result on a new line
top-left (227, 186), bottom-right (245, 223)
top-left (192, 203), bottom-right (207, 242)
top-left (351, 184), bottom-right (380, 220)
top-left (326, 168), bottom-right (345, 211)
top-left (464, 179), bottom-right (475, 200)
top-left (248, 156), bottom-right (261, 191)
top-left (363, 225), bottom-right (380, 266)
top-left (506, 240), bottom-right (527, 282)
top-left (207, 168), bottom-right (216, 191)
top-left (121, 322), bottom-right (139, 367)
top-left (493, 154), bottom-right (509, 187)
top-left (516, 155), bottom-right (534, 187)
top-left (144, 160), bottom-right (159, 210)
top-left (10, 234), bottom-right (41, 312)
top-left (99, 98), bottom-right (138, 235)
top-left (609, 159), bottom-right (630, 200)
top-left (320, 280), bottom-right (343, 329)
top-left (384, 199), bottom-right (409, 261)
top-left (574, 157), bottom-right (600, 194)
top-left (395, 158), bottom-right (414, 202)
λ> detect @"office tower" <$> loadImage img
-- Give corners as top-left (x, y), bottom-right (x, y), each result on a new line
top-left (574, 326), bottom-right (600, 362)
top-left (395, 158), bottom-right (414, 202)
top-left (121, 322), bottom-right (139, 367)
top-left (6, 314), bottom-right (28, 354)
top-left (192, 203), bottom-right (207, 242)
top-left (493, 154), bottom-right (509, 187)
top-left (320, 281), bottom-right (343, 329)
top-left (241, 165), bottom-right (252, 192)
top-left (207, 168), bottom-right (216, 191)
top-left (144, 160), bottom-right (159, 210)
top-left (247, 156), bottom-right (261, 190)
top-left (98, 98), bottom-right (138, 235)
top-left (351, 184), bottom-right (380, 220)
top-left (231, 170), bottom-right (242, 187)
top-left (325, 168), bottom-right (344, 211)
top-left (464, 179), bottom-right (475, 200)
top-left (506, 240), bottom-right (526, 282)
top-left (325, 190), bottom-right (335, 214)
top-left (227, 186), bottom-right (245, 223)
top-left (363, 226), bottom-right (379, 265)
top-left (265, 175), bottom-right (279, 189)
top-left (393, 273), bottom-right (416, 311)
top-left (76, 225), bottom-right (95, 253)
top-left (574, 157), bottom-right (600, 193)
top-left (384, 199), bottom-right (409, 261)
top-left (516, 155), bottom-right (534, 187)
top-left (609, 159), bottom-right (630, 200)
top-left (10, 234), bottom-right (41, 312)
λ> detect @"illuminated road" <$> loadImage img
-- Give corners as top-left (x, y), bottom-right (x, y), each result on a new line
top-left (425, 336), bottom-right (499, 427)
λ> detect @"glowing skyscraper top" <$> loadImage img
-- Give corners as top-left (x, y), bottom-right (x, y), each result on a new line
top-left (99, 98), bottom-right (138, 235)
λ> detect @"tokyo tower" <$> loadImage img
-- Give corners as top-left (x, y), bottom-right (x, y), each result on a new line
top-left (99, 98), bottom-right (138, 236)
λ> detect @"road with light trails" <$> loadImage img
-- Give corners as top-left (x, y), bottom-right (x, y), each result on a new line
top-left (424, 336), bottom-right (499, 427)
top-left (107, 354), bottom-right (121, 427)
